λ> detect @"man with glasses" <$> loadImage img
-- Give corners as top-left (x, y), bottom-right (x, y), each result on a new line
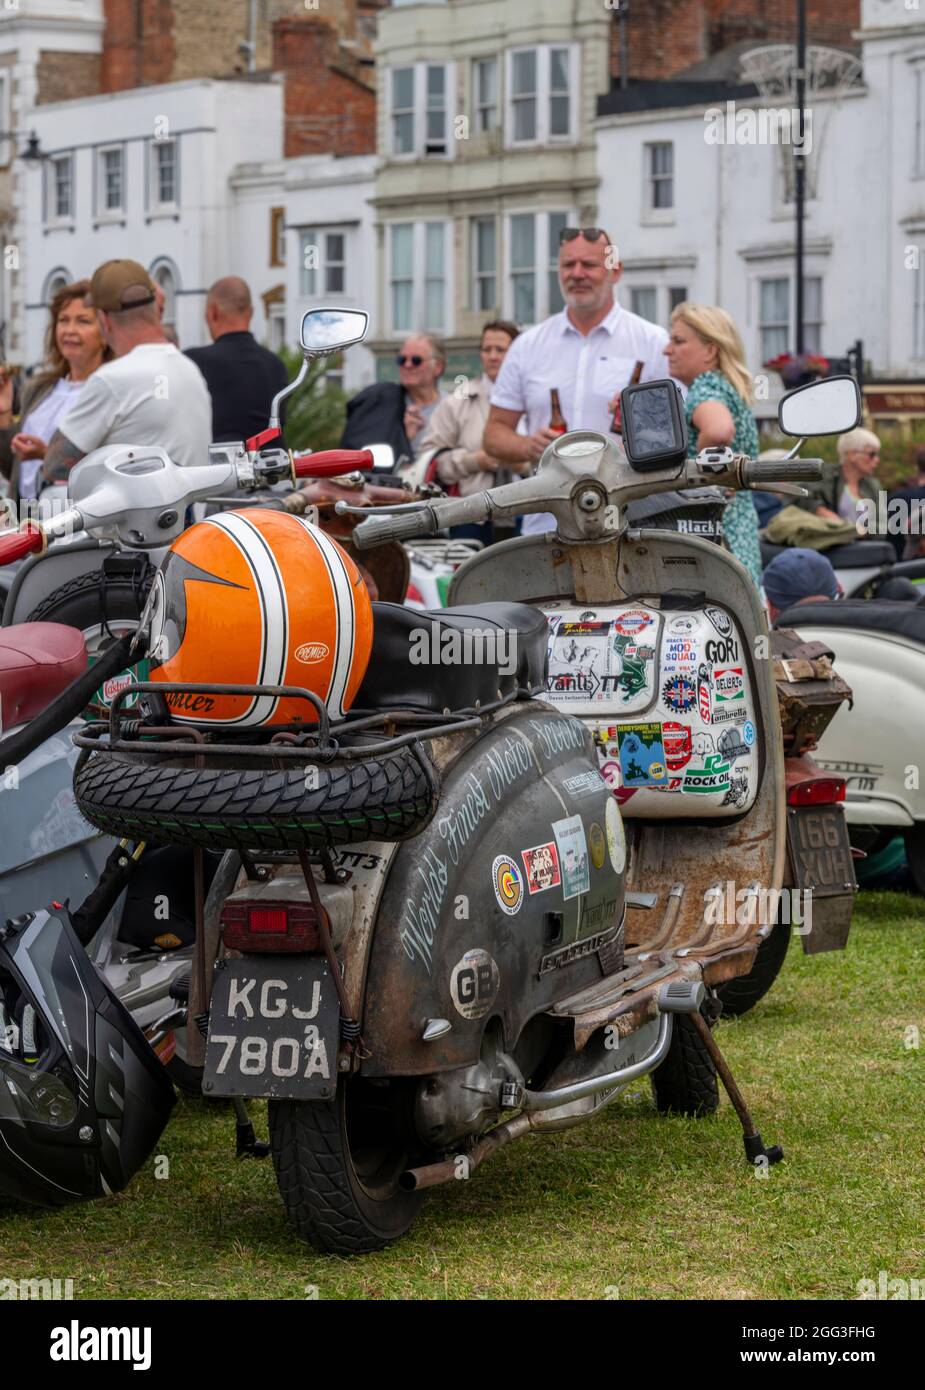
top-left (484, 227), bottom-right (671, 535)
top-left (341, 333), bottom-right (446, 460)
top-left (797, 426), bottom-right (881, 533)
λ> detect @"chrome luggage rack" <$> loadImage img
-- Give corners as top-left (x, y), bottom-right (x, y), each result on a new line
top-left (72, 679), bottom-right (525, 767)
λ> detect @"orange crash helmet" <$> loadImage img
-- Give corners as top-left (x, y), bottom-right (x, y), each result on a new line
top-left (143, 509), bottom-right (374, 727)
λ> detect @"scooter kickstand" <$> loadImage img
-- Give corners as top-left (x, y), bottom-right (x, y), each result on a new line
top-left (232, 1096), bottom-right (271, 1159)
top-left (689, 1010), bottom-right (784, 1169)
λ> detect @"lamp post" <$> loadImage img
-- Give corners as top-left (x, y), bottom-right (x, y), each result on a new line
top-left (794, 0), bottom-right (806, 355)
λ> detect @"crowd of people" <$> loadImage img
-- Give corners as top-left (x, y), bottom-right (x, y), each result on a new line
top-left (1, 237), bottom-right (923, 623)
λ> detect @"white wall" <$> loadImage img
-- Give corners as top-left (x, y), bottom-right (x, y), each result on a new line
top-left (21, 78), bottom-right (282, 364)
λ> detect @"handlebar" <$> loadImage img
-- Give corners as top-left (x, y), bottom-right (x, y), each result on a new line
top-left (0, 522), bottom-right (46, 566)
top-left (292, 449), bottom-right (374, 478)
top-left (352, 507), bottom-right (444, 548)
top-left (740, 458), bottom-right (823, 485)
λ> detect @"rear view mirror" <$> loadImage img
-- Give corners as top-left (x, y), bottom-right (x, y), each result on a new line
top-left (620, 380), bottom-right (688, 471)
top-left (300, 308), bottom-right (369, 356)
top-left (778, 375), bottom-right (861, 437)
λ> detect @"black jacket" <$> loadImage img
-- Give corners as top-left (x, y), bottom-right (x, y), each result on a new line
top-left (185, 331), bottom-right (289, 443)
top-left (340, 381), bottom-right (411, 460)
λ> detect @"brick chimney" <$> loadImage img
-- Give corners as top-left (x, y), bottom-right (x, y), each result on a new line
top-left (273, 15), bottom-right (375, 158)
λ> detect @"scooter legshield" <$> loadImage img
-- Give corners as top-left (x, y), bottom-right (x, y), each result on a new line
top-left (360, 705), bottom-right (625, 1076)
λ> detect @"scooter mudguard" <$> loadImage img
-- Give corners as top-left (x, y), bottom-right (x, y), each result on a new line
top-left (360, 704), bottom-right (625, 1077)
top-left (0, 723), bottom-right (113, 923)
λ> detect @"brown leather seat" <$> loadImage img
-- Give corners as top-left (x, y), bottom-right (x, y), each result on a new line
top-left (0, 623), bottom-right (87, 729)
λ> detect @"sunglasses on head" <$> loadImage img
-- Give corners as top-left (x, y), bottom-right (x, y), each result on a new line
top-left (559, 227), bottom-right (610, 245)
top-left (395, 353), bottom-right (432, 368)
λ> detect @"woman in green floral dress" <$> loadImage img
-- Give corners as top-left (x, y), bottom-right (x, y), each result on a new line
top-left (664, 302), bottom-right (763, 587)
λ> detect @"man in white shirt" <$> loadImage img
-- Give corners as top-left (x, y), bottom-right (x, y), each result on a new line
top-left (41, 259), bottom-right (211, 486)
top-left (485, 227), bottom-right (671, 535)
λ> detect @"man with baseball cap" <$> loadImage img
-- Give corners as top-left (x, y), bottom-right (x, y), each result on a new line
top-left (40, 258), bottom-right (210, 487)
top-left (762, 547), bottom-right (841, 624)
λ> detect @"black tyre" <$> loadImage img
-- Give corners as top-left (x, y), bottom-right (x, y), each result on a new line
top-left (269, 1080), bottom-right (423, 1254)
top-left (650, 1013), bottom-right (719, 1117)
top-left (25, 570), bottom-right (150, 642)
top-left (904, 824), bottom-right (925, 896)
top-left (74, 745), bottom-right (437, 852)
top-left (715, 916), bottom-right (791, 1018)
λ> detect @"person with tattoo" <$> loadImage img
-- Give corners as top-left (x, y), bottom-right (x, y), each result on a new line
top-left (40, 259), bottom-right (211, 489)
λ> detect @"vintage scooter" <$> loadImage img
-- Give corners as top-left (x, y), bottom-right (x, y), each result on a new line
top-left (52, 353), bottom-right (856, 1258)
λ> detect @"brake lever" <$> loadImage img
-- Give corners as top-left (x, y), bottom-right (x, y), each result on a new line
top-left (333, 499), bottom-right (431, 517)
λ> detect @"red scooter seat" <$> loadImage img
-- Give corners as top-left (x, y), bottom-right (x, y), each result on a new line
top-left (0, 622), bottom-right (87, 730)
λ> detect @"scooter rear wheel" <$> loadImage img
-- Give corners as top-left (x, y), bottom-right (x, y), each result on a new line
top-left (714, 916), bottom-right (791, 1018)
top-left (268, 1079), bottom-right (423, 1254)
top-left (650, 1013), bottom-right (718, 1117)
top-left (903, 825), bottom-right (925, 896)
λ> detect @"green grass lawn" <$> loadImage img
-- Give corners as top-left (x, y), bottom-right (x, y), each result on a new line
top-left (2, 891), bottom-right (922, 1301)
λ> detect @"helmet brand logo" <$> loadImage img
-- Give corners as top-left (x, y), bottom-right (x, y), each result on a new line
top-left (295, 642), bottom-right (330, 664)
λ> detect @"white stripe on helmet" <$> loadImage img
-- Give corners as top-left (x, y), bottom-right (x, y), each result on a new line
top-left (294, 518), bottom-right (356, 719)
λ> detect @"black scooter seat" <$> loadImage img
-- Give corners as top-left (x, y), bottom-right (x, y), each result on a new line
top-left (761, 539), bottom-right (895, 569)
top-left (774, 599), bottom-right (925, 645)
top-left (357, 602), bottom-right (549, 713)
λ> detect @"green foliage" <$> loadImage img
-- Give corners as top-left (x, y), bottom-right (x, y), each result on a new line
top-left (760, 419), bottom-right (925, 490)
top-left (276, 347), bottom-right (347, 453)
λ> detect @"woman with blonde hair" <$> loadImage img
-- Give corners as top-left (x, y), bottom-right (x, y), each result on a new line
top-left (0, 279), bottom-right (110, 504)
top-left (664, 301), bottom-right (762, 586)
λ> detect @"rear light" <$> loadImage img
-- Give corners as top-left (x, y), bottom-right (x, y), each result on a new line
top-left (787, 777), bottom-right (846, 807)
top-left (221, 900), bottom-right (321, 953)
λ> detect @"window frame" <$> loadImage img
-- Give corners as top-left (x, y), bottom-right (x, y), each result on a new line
top-left (148, 137), bottom-right (179, 213)
top-left (914, 61), bottom-right (925, 180)
top-left (757, 274), bottom-right (824, 361)
top-left (470, 215), bottom-right (498, 312)
top-left (387, 61), bottom-right (456, 160)
top-left (47, 152), bottom-right (75, 224)
top-left (473, 56), bottom-right (499, 134)
top-left (386, 219), bottom-right (452, 336)
top-left (914, 245), bottom-right (925, 360)
top-left (96, 144), bottom-right (125, 218)
top-left (503, 209), bottom-right (573, 327)
top-left (503, 45), bottom-right (578, 149)
top-left (299, 227), bottom-right (351, 299)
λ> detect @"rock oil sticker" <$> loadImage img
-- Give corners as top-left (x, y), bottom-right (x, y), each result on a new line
top-left (552, 815), bottom-right (590, 900)
top-left (617, 722), bottom-right (669, 788)
top-left (522, 842), bottom-right (561, 894)
top-left (682, 753), bottom-right (731, 795)
top-left (450, 949), bottom-right (500, 1020)
top-left (605, 798), bottom-right (626, 875)
top-left (491, 855), bottom-right (524, 915)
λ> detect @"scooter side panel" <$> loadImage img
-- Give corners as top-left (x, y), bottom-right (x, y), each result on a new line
top-left (2, 539), bottom-right (114, 626)
top-left (360, 705), bottom-right (625, 1077)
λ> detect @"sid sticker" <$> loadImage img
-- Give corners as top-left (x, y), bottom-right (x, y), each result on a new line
top-left (605, 798), bottom-right (626, 875)
top-left (589, 823), bottom-right (606, 871)
top-left (450, 949), bottom-right (500, 1021)
top-left (492, 855), bottom-right (524, 915)
top-left (552, 815), bottom-right (590, 900)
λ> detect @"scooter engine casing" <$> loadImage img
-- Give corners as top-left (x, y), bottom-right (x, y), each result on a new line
top-left (359, 703), bottom-right (625, 1076)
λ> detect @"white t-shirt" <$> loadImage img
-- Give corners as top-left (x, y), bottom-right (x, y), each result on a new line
top-left (19, 376), bottom-right (87, 498)
top-left (491, 299), bottom-right (672, 535)
top-left (60, 342), bottom-right (211, 470)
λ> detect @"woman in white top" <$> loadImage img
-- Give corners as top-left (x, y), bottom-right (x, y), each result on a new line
top-left (0, 279), bottom-right (109, 504)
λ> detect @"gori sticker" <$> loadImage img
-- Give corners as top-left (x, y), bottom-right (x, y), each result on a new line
top-left (450, 949), bottom-right (500, 1020)
top-left (552, 815), bottom-right (590, 900)
top-left (605, 798), bottom-right (626, 875)
top-left (491, 855), bottom-right (524, 915)
top-left (522, 842), bottom-right (561, 894)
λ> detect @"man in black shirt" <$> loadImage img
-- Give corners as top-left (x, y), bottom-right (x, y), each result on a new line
top-left (185, 277), bottom-right (289, 442)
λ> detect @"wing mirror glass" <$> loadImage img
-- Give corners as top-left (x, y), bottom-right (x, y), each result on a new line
top-left (299, 308), bottom-right (369, 356)
top-left (778, 375), bottom-right (861, 437)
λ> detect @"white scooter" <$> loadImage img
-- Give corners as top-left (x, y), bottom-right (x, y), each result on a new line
top-left (771, 596), bottom-right (925, 894)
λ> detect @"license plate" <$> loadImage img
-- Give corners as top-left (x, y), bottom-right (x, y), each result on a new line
top-left (204, 956), bottom-right (339, 1099)
top-left (787, 805), bottom-right (856, 895)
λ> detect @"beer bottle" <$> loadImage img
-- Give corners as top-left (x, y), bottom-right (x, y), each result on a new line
top-left (548, 388), bottom-right (567, 436)
top-left (611, 360), bottom-right (645, 435)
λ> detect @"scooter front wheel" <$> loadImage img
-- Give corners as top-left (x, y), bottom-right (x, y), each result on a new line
top-left (268, 1079), bottom-right (424, 1255)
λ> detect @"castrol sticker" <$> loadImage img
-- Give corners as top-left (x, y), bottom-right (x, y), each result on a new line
top-left (294, 642), bottom-right (330, 664)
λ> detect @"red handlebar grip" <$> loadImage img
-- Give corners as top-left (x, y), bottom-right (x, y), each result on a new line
top-left (0, 523), bottom-right (45, 565)
top-left (292, 449), bottom-right (374, 478)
